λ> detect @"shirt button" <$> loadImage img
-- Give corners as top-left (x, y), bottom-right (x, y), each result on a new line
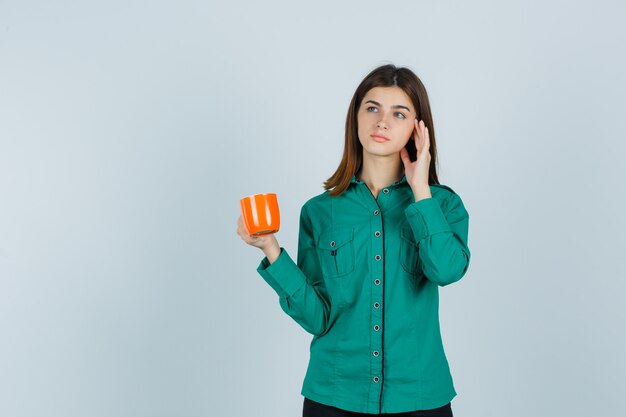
top-left (374, 325), bottom-right (380, 331)
top-left (330, 241), bottom-right (336, 247)
top-left (374, 231), bottom-right (381, 237)
top-left (373, 376), bottom-right (380, 383)
top-left (373, 350), bottom-right (379, 357)
top-left (382, 188), bottom-right (389, 194)
top-left (375, 255), bottom-right (381, 261)
top-left (374, 302), bottom-right (380, 309)
top-left (374, 279), bottom-right (381, 285)
top-left (373, 209), bottom-right (379, 215)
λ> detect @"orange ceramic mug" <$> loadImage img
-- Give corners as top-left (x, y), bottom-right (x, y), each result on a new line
top-left (240, 193), bottom-right (280, 236)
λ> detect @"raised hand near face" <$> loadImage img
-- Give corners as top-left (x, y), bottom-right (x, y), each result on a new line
top-left (400, 119), bottom-right (431, 188)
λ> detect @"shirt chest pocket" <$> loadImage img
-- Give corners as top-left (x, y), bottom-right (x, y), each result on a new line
top-left (400, 225), bottom-right (422, 276)
top-left (317, 228), bottom-right (356, 278)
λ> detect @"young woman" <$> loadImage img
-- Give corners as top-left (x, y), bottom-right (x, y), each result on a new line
top-left (236, 64), bottom-right (470, 416)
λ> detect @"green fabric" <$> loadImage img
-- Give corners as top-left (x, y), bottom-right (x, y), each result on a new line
top-left (257, 174), bottom-right (471, 414)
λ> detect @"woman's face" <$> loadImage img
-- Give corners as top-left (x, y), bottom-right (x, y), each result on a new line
top-left (357, 86), bottom-right (416, 159)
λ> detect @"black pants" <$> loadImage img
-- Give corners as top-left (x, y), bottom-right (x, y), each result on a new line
top-left (303, 398), bottom-right (453, 417)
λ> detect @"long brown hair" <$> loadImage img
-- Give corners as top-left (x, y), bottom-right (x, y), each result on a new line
top-left (323, 64), bottom-right (440, 196)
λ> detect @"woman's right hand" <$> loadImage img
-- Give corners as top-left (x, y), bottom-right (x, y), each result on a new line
top-left (236, 215), bottom-right (281, 262)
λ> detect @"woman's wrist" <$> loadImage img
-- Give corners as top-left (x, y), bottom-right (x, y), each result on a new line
top-left (412, 183), bottom-right (432, 202)
top-left (263, 241), bottom-right (281, 264)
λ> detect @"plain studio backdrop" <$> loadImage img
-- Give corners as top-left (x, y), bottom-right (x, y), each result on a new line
top-left (1, 1), bottom-right (625, 416)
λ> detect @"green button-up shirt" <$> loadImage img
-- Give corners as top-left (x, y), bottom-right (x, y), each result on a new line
top-left (256, 174), bottom-right (471, 414)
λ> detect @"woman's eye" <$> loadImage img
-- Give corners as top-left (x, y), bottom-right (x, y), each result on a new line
top-left (366, 106), bottom-right (377, 112)
top-left (395, 112), bottom-right (406, 119)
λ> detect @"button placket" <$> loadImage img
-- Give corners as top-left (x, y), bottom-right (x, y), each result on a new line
top-left (367, 195), bottom-right (384, 396)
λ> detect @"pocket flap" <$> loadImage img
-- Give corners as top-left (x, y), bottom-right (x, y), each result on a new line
top-left (318, 228), bottom-right (355, 251)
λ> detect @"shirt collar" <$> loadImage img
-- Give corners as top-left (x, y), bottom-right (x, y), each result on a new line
top-left (350, 174), bottom-right (408, 187)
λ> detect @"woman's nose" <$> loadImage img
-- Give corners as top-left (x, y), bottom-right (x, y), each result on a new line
top-left (376, 111), bottom-right (391, 129)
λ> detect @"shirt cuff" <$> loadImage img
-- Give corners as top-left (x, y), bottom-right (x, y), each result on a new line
top-left (256, 247), bottom-right (307, 299)
top-left (404, 197), bottom-right (452, 242)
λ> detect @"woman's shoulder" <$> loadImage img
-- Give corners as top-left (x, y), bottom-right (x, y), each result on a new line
top-left (301, 189), bottom-right (332, 211)
top-left (430, 183), bottom-right (455, 194)
top-left (430, 183), bottom-right (463, 200)
top-left (430, 184), bottom-right (457, 202)
top-left (430, 183), bottom-right (469, 216)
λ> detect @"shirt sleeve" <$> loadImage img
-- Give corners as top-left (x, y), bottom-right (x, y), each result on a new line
top-left (403, 191), bottom-right (471, 286)
top-left (256, 203), bottom-right (332, 336)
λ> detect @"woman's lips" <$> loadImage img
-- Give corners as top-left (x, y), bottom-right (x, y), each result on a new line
top-left (371, 134), bottom-right (390, 143)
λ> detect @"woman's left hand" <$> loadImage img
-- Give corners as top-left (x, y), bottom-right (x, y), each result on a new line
top-left (400, 119), bottom-right (431, 191)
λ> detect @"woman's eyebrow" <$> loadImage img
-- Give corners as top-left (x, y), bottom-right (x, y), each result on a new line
top-left (365, 100), bottom-right (412, 112)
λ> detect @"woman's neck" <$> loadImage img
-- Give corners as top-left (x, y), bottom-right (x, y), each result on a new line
top-left (357, 155), bottom-right (404, 198)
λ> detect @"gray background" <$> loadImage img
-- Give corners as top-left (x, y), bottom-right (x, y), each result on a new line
top-left (1, 1), bottom-right (625, 416)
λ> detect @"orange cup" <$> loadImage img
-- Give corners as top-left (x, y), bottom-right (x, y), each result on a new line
top-left (240, 193), bottom-right (280, 236)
